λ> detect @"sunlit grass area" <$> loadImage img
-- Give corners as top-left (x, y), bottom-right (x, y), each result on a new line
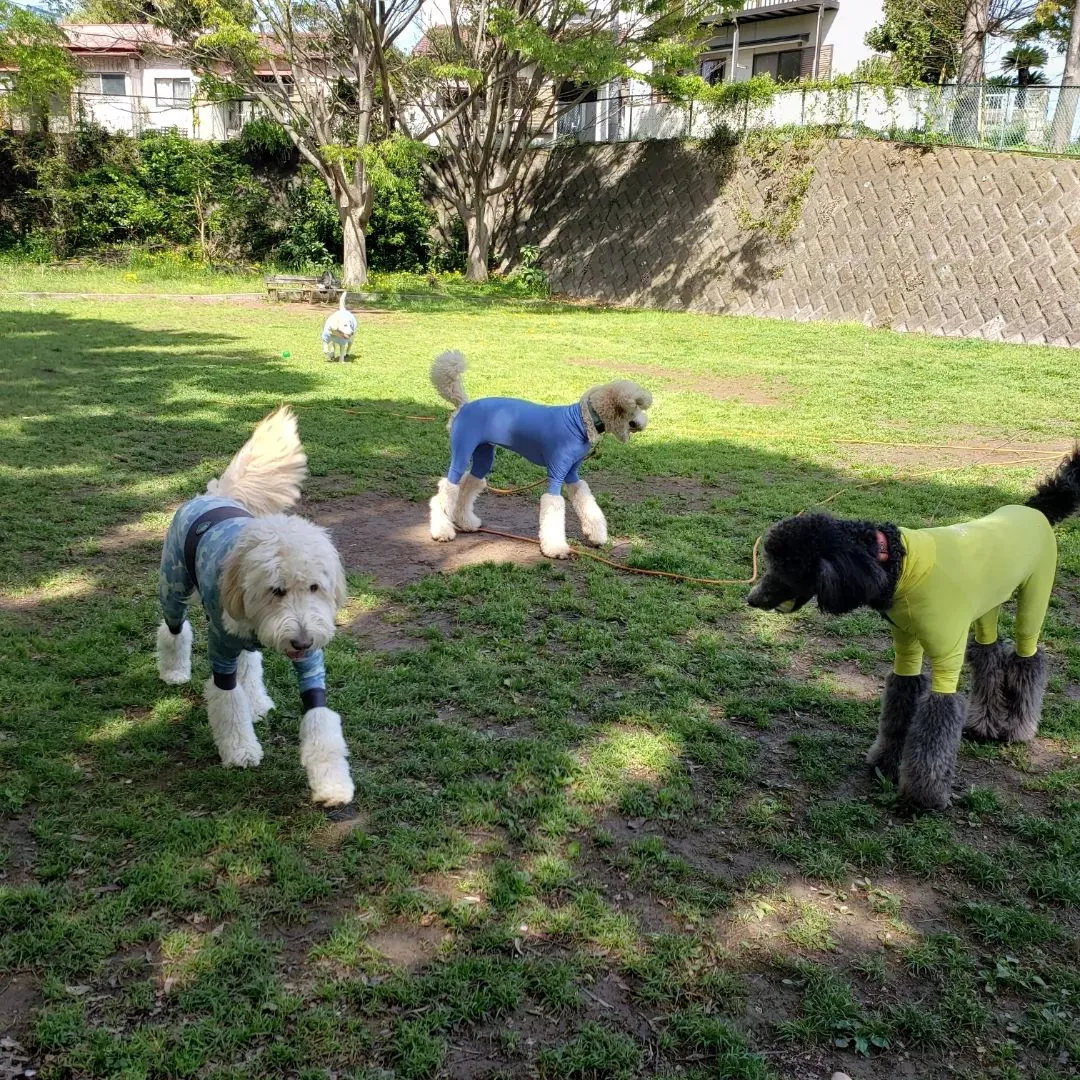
top-left (1, 287), bottom-right (1079, 1079)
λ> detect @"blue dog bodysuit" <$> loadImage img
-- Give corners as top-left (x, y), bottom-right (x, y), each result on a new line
top-left (447, 398), bottom-right (594, 493)
top-left (159, 494), bottom-right (326, 706)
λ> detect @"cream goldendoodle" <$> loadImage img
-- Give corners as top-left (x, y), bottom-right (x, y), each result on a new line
top-left (155, 406), bottom-right (354, 806)
top-left (428, 351), bottom-right (652, 557)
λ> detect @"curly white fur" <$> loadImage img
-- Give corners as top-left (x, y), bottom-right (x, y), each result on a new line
top-left (300, 707), bottom-right (354, 805)
top-left (207, 405), bottom-right (307, 516)
top-left (430, 477), bottom-right (459, 541)
top-left (567, 480), bottom-right (607, 546)
top-left (205, 678), bottom-right (263, 768)
top-left (454, 473), bottom-right (485, 531)
top-left (157, 620), bottom-right (192, 684)
top-left (219, 514), bottom-right (345, 654)
top-left (238, 650), bottom-right (275, 719)
top-left (431, 350), bottom-right (469, 426)
top-left (539, 493), bottom-right (570, 558)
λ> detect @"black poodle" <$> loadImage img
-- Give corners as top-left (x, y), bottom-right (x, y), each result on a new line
top-left (748, 448), bottom-right (1080, 810)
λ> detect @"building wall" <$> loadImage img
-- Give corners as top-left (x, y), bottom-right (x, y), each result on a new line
top-left (515, 138), bottom-right (1080, 348)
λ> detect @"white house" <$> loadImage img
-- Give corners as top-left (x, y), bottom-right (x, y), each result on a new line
top-left (1, 23), bottom-right (257, 139)
top-left (697, 0), bottom-right (884, 86)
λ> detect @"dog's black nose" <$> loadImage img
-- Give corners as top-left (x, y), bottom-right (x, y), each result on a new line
top-left (290, 636), bottom-right (313, 652)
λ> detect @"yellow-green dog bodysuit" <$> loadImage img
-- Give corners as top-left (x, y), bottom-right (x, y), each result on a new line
top-left (888, 505), bottom-right (1056, 693)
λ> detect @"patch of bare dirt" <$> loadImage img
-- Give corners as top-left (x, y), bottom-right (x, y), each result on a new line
top-left (0, 814), bottom-right (36, 888)
top-left (304, 492), bottom-right (566, 588)
top-left (837, 438), bottom-right (1072, 472)
top-left (603, 475), bottom-right (738, 512)
top-left (0, 974), bottom-right (40, 1046)
top-left (566, 357), bottom-right (789, 406)
top-left (367, 923), bottom-right (447, 970)
top-left (346, 603), bottom-right (456, 654)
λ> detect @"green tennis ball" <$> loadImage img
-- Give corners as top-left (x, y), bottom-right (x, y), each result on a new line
top-left (281, 350), bottom-right (291, 358)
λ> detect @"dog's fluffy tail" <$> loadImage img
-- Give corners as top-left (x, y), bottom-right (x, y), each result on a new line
top-left (431, 351), bottom-right (469, 415)
top-left (207, 405), bottom-right (307, 516)
top-left (1029, 446), bottom-right (1080, 525)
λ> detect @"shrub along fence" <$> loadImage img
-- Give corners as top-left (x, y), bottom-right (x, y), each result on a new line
top-left (0, 120), bottom-right (457, 272)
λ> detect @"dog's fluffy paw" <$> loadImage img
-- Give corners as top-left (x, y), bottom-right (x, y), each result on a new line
top-left (308, 760), bottom-right (356, 806)
top-left (581, 519), bottom-right (607, 546)
top-left (220, 739), bottom-right (265, 768)
top-left (157, 621), bottom-right (192, 684)
top-left (541, 541), bottom-right (572, 559)
top-left (454, 508), bottom-right (482, 532)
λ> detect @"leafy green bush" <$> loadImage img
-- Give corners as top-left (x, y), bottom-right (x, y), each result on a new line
top-left (0, 121), bottom-right (445, 272)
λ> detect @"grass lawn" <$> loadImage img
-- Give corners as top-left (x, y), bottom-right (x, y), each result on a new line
top-left (2, 282), bottom-right (1080, 1080)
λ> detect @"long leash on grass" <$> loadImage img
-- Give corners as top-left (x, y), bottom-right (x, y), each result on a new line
top-left (474, 438), bottom-right (1067, 588)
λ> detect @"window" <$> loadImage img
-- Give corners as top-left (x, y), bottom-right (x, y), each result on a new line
top-left (86, 72), bottom-right (127, 96)
top-left (752, 49), bottom-right (802, 83)
top-left (155, 78), bottom-right (191, 106)
top-left (699, 58), bottom-right (726, 86)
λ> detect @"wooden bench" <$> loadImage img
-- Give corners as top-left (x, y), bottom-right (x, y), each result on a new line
top-left (265, 274), bottom-right (345, 304)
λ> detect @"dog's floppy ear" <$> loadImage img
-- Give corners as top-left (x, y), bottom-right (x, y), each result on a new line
top-left (816, 551), bottom-right (887, 616)
top-left (331, 552), bottom-right (348, 609)
top-left (219, 546), bottom-right (249, 623)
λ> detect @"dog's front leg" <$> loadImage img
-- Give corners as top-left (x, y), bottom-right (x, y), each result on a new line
top-left (567, 480), bottom-right (608, 546)
top-left (539, 493), bottom-right (571, 558)
top-left (205, 676), bottom-right (263, 768)
top-left (300, 707), bottom-right (355, 806)
top-left (237, 650), bottom-right (275, 719)
top-left (898, 691), bottom-right (966, 810)
top-left (429, 478), bottom-right (459, 542)
top-left (867, 671), bottom-right (929, 781)
top-left (157, 620), bottom-right (192, 684)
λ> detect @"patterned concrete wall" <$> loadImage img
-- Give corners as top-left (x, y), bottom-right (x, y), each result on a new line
top-left (516, 139), bottom-right (1080, 347)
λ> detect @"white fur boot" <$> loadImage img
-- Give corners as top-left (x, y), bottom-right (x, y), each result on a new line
top-left (300, 707), bottom-right (355, 806)
top-left (567, 480), bottom-right (608, 546)
top-left (204, 678), bottom-right (263, 768)
top-left (454, 473), bottom-right (486, 531)
top-left (157, 621), bottom-right (192, 684)
top-left (539, 493), bottom-right (571, 559)
top-left (429, 478), bottom-right (459, 542)
top-left (237, 651), bottom-right (275, 719)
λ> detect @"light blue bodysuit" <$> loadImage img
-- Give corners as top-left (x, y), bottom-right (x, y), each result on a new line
top-left (446, 399), bottom-right (594, 494)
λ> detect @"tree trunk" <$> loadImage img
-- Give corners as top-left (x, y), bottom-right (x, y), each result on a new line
top-left (952, 0), bottom-right (986, 141)
top-left (342, 210), bottom-right (369, 286)
top-left (1051, 3), bottom-right (1080, 152)
top-left (464, 200), bottom-right (495, 283)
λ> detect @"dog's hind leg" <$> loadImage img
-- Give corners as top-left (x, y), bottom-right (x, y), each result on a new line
top-left (539, 492), bottom-right (571, 558)
top-left (205, 677), bottom-right (263, 768)
top-left (454, 444), bottom-right (493, 532)
top-left (966, 635), bottom-right (1010, 740)
top-left (997, 648), bottom-right (1049, 743)
top-left (429, 478), bottom-right (459, 542)
top-left (157, 620), bottom-right (192, 684)
top-left (867, 671), bottom-right (929, 781)
top-left (898, 691), bottom-right (966, 810)
top-left (455, 474), bottom-right (487, 531)
top-left (567, 480), bottom-right (608, 546)
top-left (238, 650), bottom-right (275, 719)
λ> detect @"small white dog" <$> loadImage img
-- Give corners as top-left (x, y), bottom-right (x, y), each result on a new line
top-left (428, 351), bottom-right (652, 558)
top-left (321, 292), bottom-right (357, 361)
top-left (156, 406), bottom-right (355, 806)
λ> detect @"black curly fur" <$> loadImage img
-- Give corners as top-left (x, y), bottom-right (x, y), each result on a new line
top-left (1028, 446), bottom-right (1080, 525)
top-left (747, 514), bottom-right (903, 615)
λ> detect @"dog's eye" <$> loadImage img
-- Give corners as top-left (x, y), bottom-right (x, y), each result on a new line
top-left (270, 587), bottom-right (287, 598)
top-left (309, 583), bottom-right (319, 593)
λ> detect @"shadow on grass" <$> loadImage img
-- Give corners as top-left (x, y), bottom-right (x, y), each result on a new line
top-left (3, 307), bottom-right (1080, 1079)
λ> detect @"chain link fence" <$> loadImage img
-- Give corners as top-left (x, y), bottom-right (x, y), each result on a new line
top-left (552, 82), bottom-right (1080, 156)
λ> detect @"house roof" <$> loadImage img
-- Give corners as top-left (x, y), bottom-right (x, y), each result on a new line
top-left (59, 22), bottom-right (174, 54)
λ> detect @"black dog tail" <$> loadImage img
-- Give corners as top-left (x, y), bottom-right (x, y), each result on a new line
top-left (1028, 446), bottom-right (1080, 525)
